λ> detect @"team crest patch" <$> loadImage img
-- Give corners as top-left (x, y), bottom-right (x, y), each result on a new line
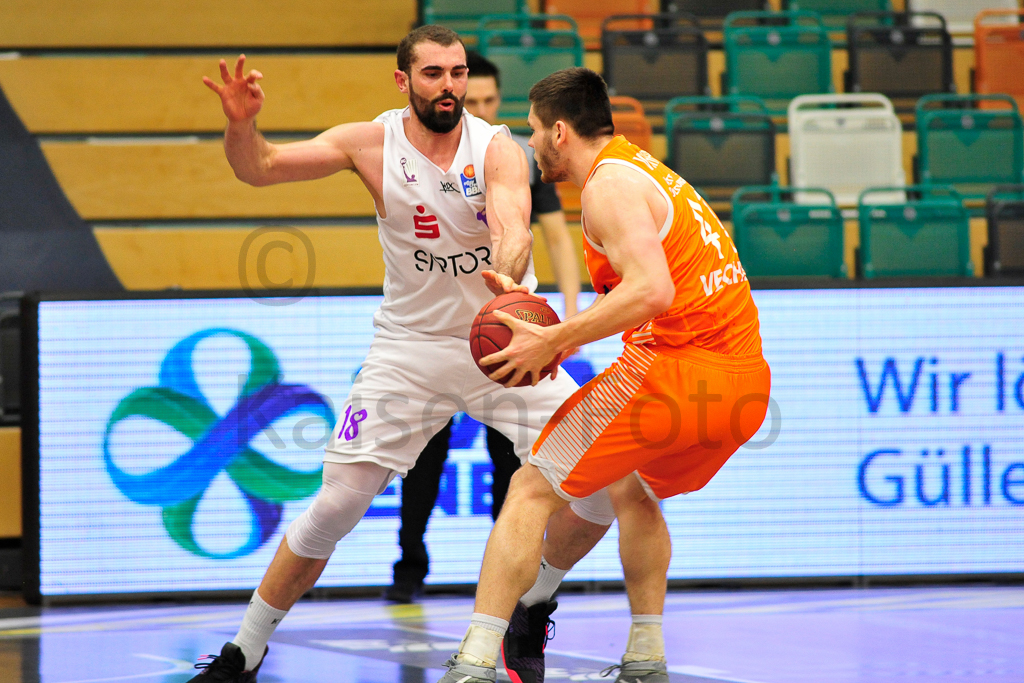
top-left (460, 164), bottom-right (481, 197)
top-left (400, 157), bottom-right (419, 186)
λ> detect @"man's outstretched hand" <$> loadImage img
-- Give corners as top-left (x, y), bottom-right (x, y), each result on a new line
top-left (203, 55), bottom-right (265, 123)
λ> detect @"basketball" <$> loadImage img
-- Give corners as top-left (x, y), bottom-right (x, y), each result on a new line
top-left (470, 292), bottom-right (561, 387)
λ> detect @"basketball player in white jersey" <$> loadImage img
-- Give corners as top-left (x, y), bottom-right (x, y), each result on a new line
top-left (186, 26), bottom-right (613, 683)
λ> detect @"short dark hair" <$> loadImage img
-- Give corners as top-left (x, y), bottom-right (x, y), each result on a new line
top-left (465, 50), bottom-right (500, 89)
top-left (397, 25), bottom-right (465, 73)
top-left (529, 68), bottom-right (614, 139)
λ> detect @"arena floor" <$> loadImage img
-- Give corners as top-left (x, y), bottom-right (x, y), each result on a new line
top-left (0, 586), bottom-right (1021, 683)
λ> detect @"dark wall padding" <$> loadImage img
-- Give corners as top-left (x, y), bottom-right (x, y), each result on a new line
top-left (0, 85), bottom-right (122, 292)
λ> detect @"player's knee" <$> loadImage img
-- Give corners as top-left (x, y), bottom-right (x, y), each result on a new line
top-left (285, 506), bottom-right (339, 560)
top-left (506, 464), bottom-right (560, 508)
top-left (285, 462), bottom-right (396, 559)
top-left (606, 473), bottom-right (658, 513)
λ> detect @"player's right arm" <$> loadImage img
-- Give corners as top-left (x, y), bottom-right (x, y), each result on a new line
top-left (204, 55), bottom-right (376, 186)
top-left (482, 168), bottom-right (675, 386)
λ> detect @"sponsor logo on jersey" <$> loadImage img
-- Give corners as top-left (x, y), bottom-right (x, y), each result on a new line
top-left (439, 180), bottom-right (458, 193)
top-left (400, 157), bottom-right (419, 186)
top-left (413, 205), bottom-right (440, 239)
top-left (460, 164), bottom-right (481, 197)
top-left (414, 246), bottom-right (492, 277)
top-left (632, 150), bottom-right (660, 171)
top-left (699, 260), bottom-right (748, 297)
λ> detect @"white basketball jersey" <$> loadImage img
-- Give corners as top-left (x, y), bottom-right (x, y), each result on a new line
top-left (372, 107), bottom-right (536, 339)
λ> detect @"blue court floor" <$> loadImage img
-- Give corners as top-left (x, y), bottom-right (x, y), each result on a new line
top-left (0, 585), bottom-right (1021, 683)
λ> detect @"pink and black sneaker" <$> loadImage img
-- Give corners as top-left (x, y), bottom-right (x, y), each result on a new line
top-left (187, 643), bottom-right (267, 683)
top-left (501, 600), bottom-right (557, 683)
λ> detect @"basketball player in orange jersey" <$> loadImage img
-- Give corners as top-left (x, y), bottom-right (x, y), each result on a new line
top-left (438, 68), bottom-right (771, 683)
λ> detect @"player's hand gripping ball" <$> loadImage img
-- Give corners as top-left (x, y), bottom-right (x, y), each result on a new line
top-left (470, 293), bottom-right (561, 387)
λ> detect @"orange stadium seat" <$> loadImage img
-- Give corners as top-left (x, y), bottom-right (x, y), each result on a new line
top-left (556, 97), bottom-right (653, 219)
top-left (544, 0), bottom-right (659, 49)
top-left (610, 96), bottom-right (654, 151)
top-left (975, 9), bottom-right (1024, 112)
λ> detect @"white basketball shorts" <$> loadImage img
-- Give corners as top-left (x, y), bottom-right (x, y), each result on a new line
top-left (323, 333), bottom-right (580, 475)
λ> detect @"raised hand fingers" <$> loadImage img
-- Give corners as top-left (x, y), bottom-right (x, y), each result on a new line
top-left (219, 59), bottom-right (232, 84)
top-left (202, 76), bottom-right (223, 94)
top-left (234, 54), bottom-right (246, 80)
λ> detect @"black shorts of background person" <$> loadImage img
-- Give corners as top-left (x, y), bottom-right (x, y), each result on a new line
top-left (385, 420), bottom-right (519, 602)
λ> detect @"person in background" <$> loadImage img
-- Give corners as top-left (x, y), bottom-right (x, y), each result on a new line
top-left (384, 50), bottom-right (582, 604)
top-left (463, 51), bottom-right (580, 320)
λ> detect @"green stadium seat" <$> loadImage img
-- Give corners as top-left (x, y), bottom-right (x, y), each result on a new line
top-left (916, 94), bottom-right (1024, 201)
top-left (458, 14), bottom-right (578, 49)
top-left (732, 185), bottom-right (846, 278)
top-left (665, 96), bottom-right (777, 202)
top-left (858, 185), bottom-right (972, 278)
top-left (424, 0), bottom-right (528, 33)
top-left (476, 14), bottom-right (578, 32)
top-left (783, 0), bottom-right (892, 31)
top-left (723, 11), bottom-right (833, 115)
top-left (478, 28), bottom-right (584, 119)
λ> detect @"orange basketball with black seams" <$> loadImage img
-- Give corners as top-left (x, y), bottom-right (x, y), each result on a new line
top-left (470, 292), bottom-right (561, 387)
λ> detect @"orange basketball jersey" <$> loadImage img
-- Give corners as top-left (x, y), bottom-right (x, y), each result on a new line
top-left (581, 136), bottom-right (762, 356)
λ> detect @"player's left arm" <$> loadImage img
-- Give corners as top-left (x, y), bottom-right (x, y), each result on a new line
top-left (483, 167), bottom-right (675, 386)
top-left (482, 133), bottom-right (533, 292)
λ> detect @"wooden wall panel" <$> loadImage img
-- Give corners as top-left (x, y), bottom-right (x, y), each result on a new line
top-left (94, 226), bottom-right (384, 289)
top-left (93, 224), bottom-right (587, 290)
top-left (0, 49), bottom-right (974, 134)
top-left (42, 141), bottom-right (377, 219)
top-left (0, 55), bottom-right (407, 134)
top-left (0, 0), bottom-right (416, 48)
top-left (0, 428), bottom-right (20, 539)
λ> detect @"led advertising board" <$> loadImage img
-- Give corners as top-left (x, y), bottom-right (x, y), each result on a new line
top-left (23, 286), bottom-right (1024, 598)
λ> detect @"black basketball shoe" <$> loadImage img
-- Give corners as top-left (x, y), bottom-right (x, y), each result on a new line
top-left (501, 600), bottom-right (557, 683)
top-left (187, 643), bottom-right (267, 683)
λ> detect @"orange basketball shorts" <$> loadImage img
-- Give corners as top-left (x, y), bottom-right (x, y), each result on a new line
top-left (530, 343), bottom-right (771, 501)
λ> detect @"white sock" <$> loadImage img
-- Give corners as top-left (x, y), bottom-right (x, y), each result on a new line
top-left (457, 614), bottom-right (509, 667)
top-left (623, 614), bottom-right (666, 663)
top-left (232, 590), bottom-right (288, 670)
top-left (520, 557), bottom-right (568, 607)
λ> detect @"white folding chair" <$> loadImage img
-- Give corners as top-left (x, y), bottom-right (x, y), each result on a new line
top-left (908, 0), bottom-right (1019, 34)
top-left (788, 93), bottom-right (905, 207)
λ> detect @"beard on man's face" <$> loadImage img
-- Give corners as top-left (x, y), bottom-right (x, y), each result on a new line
top-left (536, 137), bottom-right (569, 183)
top-left (409, 83), bottom-right (465, 134)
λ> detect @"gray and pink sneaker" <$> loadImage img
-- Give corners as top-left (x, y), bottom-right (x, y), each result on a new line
top-left (501, 600), bottom-right (557, 683)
